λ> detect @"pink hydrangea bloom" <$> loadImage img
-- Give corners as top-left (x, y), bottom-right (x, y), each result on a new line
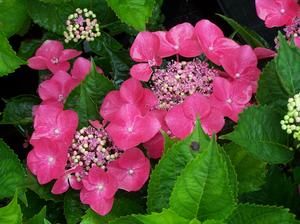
top-left (130, 32), bottom-right (162, 81)
top-left (31, 103), bottom-right (78, 147)
top-left (165, 93), bottom-right (225, 139)
top-left (38, 71), bottom-right (77, 104)
top-left (71, 57), bottom-right (104, 84)
top-left (255, 0), bottom-right (300, 28)
top-left (153, 22), bottom-right (201, 58)
top-left (106, 104), bottom-right (161, 150)
top-left (220, 45), bottom-right (261, 92)
top-left (51, 166), bottom-right (82, 194)
top-left (80, 166), bottom-right (118, 216)
top-left (194, 19), bottom-right (239, 65)
top-left (27, 138), bottom-right (67, 184)
top-left (108, 148), bottom-right (150, 191)
top-left (210, 77), bottom-right (252, 122)
top-left (28, 40), bottom-right (81, 73)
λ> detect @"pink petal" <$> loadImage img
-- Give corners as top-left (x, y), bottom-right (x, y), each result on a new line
top-left (201, 108), bottom-right (225, 135)
top-left (295, 37), bottom-right (300, 48)
top-left (47, 61), bottom-right (70, 74)
top-left (195, 19), bottom-right (224, 54)
top-left (28, 56), bottom-right (48, 70)
top-left (130, 32), bottom-right (160, 62)
top-left (71, 57), bottom-right (92, 81)
top-left (60, 49), bottom-right (81, 61)
top-left (182, 93), bottom-right (211, 120)
top-left (108, 148), bottom-right (150, 191)
top-left (80, 187), bottom-right (114, 216)
top-left (212, 37), bottom-right (240, 65)
top-left (256, 0), bottom-right (281, 21)
top-left (143, 133), bottom-right (164, 159)
top-left (254, 47), bottom-right (276, 59)
top-left (166, 22), bottom-right (202, 57)
top-left (51, 176), bottom-right (69, 194)
top-left (69, 176), bottom-right (82, 190)
top-left (153, 31), bottom-right (176, 57)
top-left (120, 78), bottom-right (144, 104)
top-left (100, 91), bottom-right (125, 121)
top-left (36, 40), bottom-right (64, 58)
top-left (106, 104), bottom-right (160, 150)
top-left (165, 104), bottom-right (194, 139)
top-left (212, 77), bottom-right (231, 101)
top-left (137, 89), bottom-right (158, 115)
top-left (130, 63), bottom-right (153, 81)
top-left (56, 110), bottom-right (78, 146)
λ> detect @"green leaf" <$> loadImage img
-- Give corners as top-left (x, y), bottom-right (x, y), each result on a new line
top-left (275, 33), bottom-right (300, 96)
top-left (0, 138), bottom-right (26, 200)
top-left (224, 143), bottom-right (267, 194)
top-left (0, 193), bottom-right (22, 224)
top-left (18, 39), bottom-right (44, 60)
top-left (226, 204), bottom-right (297, 224)
top-left (189, 219), bottom-right (201, 224)
top-left (169, 137), bottom-right (237, 221)
top-left (64, 191), bottom-right (87, 224)
top-left (65, 59), bottom-right (115, 127)
top-left (89, 33), bottom-right (122, 56)
top-left (26, 172), bottom-right (62, 202)
top-left (27, 0), bottom-right (74, 35)
top-left (80, 197), bottom-right (144, 224)
top-left (0, 33), bottom-right (25, 76)
top-left (135, 209), bottom-right (189, 224)
top-left (0, 0), bottom-right (29, 37)
top-left (39, 0), bottom-right (71, 3)
top-left (203, 220), bottom-right (225, 224)
top-left (223, 106), bottom-right (294, 164)
top-left (26, 206), bottom-right (47, 224)
top-left (105, 0), bottom-right (156, 31)
top-left (217, 14), bottom-right (269, 48)
top-left (240, 166), bottom-right (300, 215)
top-left (147, 120), bottom-right (210, 213)
top-left (256, 60), bottom-right (289, 115)
top-left (108, 216), bottom-right (142, 224)
top-left (1, 95), bottom-right (40, 125)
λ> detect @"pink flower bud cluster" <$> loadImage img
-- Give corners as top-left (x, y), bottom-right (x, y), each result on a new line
top-left (64, 8), bottom-right (101, 43)
top-left (68, 126), bottom-right (122, 181)
top-left (150, 59), bottom-right (218, 110)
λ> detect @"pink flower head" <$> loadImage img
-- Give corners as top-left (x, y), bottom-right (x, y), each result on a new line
top-left (194, 19), bottom-right (239, 65)
top-left (153, 22), bottom-right (202, 58)
top-left (28, 40), bottom-right (81, 73)
top-left (80, 166), bottom-right (118, 216)
top-left (71, 57), bottom-right (104, 83)
top-left (210, 77), bottom-right (252, 122)
top-left (100, 78), bottom-right (158, 120)
top-left (165, 93), bottom-right (225, 139)
top-left (130, 32), bottom-right (162, 81)
top-left (220, 45), bottom-right (261, 92)
top-left (31, 103), bottom-right (78, 147)
top-left (255, 0), bottom-right (300, 28)
top-left (106, 104), bottom-right (161, 150)
top-left (51, 166), bottom-right (82, 194)
top-left (38, 71), bottom-right (77, 104)
top-left (27, 138), bottom-right (67, 184)
top-left (108, 148), bottom-right (150, 191)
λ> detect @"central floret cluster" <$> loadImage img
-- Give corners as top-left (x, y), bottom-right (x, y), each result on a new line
top-left (64, 8), bottom-right (101, 43)
top-left (150, 59), bottom-right (218, 110)
top-left (68, 126), bottom-right (122, 181)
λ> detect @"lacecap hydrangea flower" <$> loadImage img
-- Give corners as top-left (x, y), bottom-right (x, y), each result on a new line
top-left (27, 41), bottom-right (152, 216)
top-left (102, 19), bottom-right (261, 159)
top-left (64, 8), bottom-right (101, 43)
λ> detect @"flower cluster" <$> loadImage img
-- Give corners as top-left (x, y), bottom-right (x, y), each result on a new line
top-left (125, 20), bottom-right (260, 147)
top-left (64, 8), bottom-right (101, 43)
top-left (256, 0), bottom-right (300, 48)
top-left (27, 40), bottom-right (151, 215)
top-left (281, 93), bottom-right (300, 140)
